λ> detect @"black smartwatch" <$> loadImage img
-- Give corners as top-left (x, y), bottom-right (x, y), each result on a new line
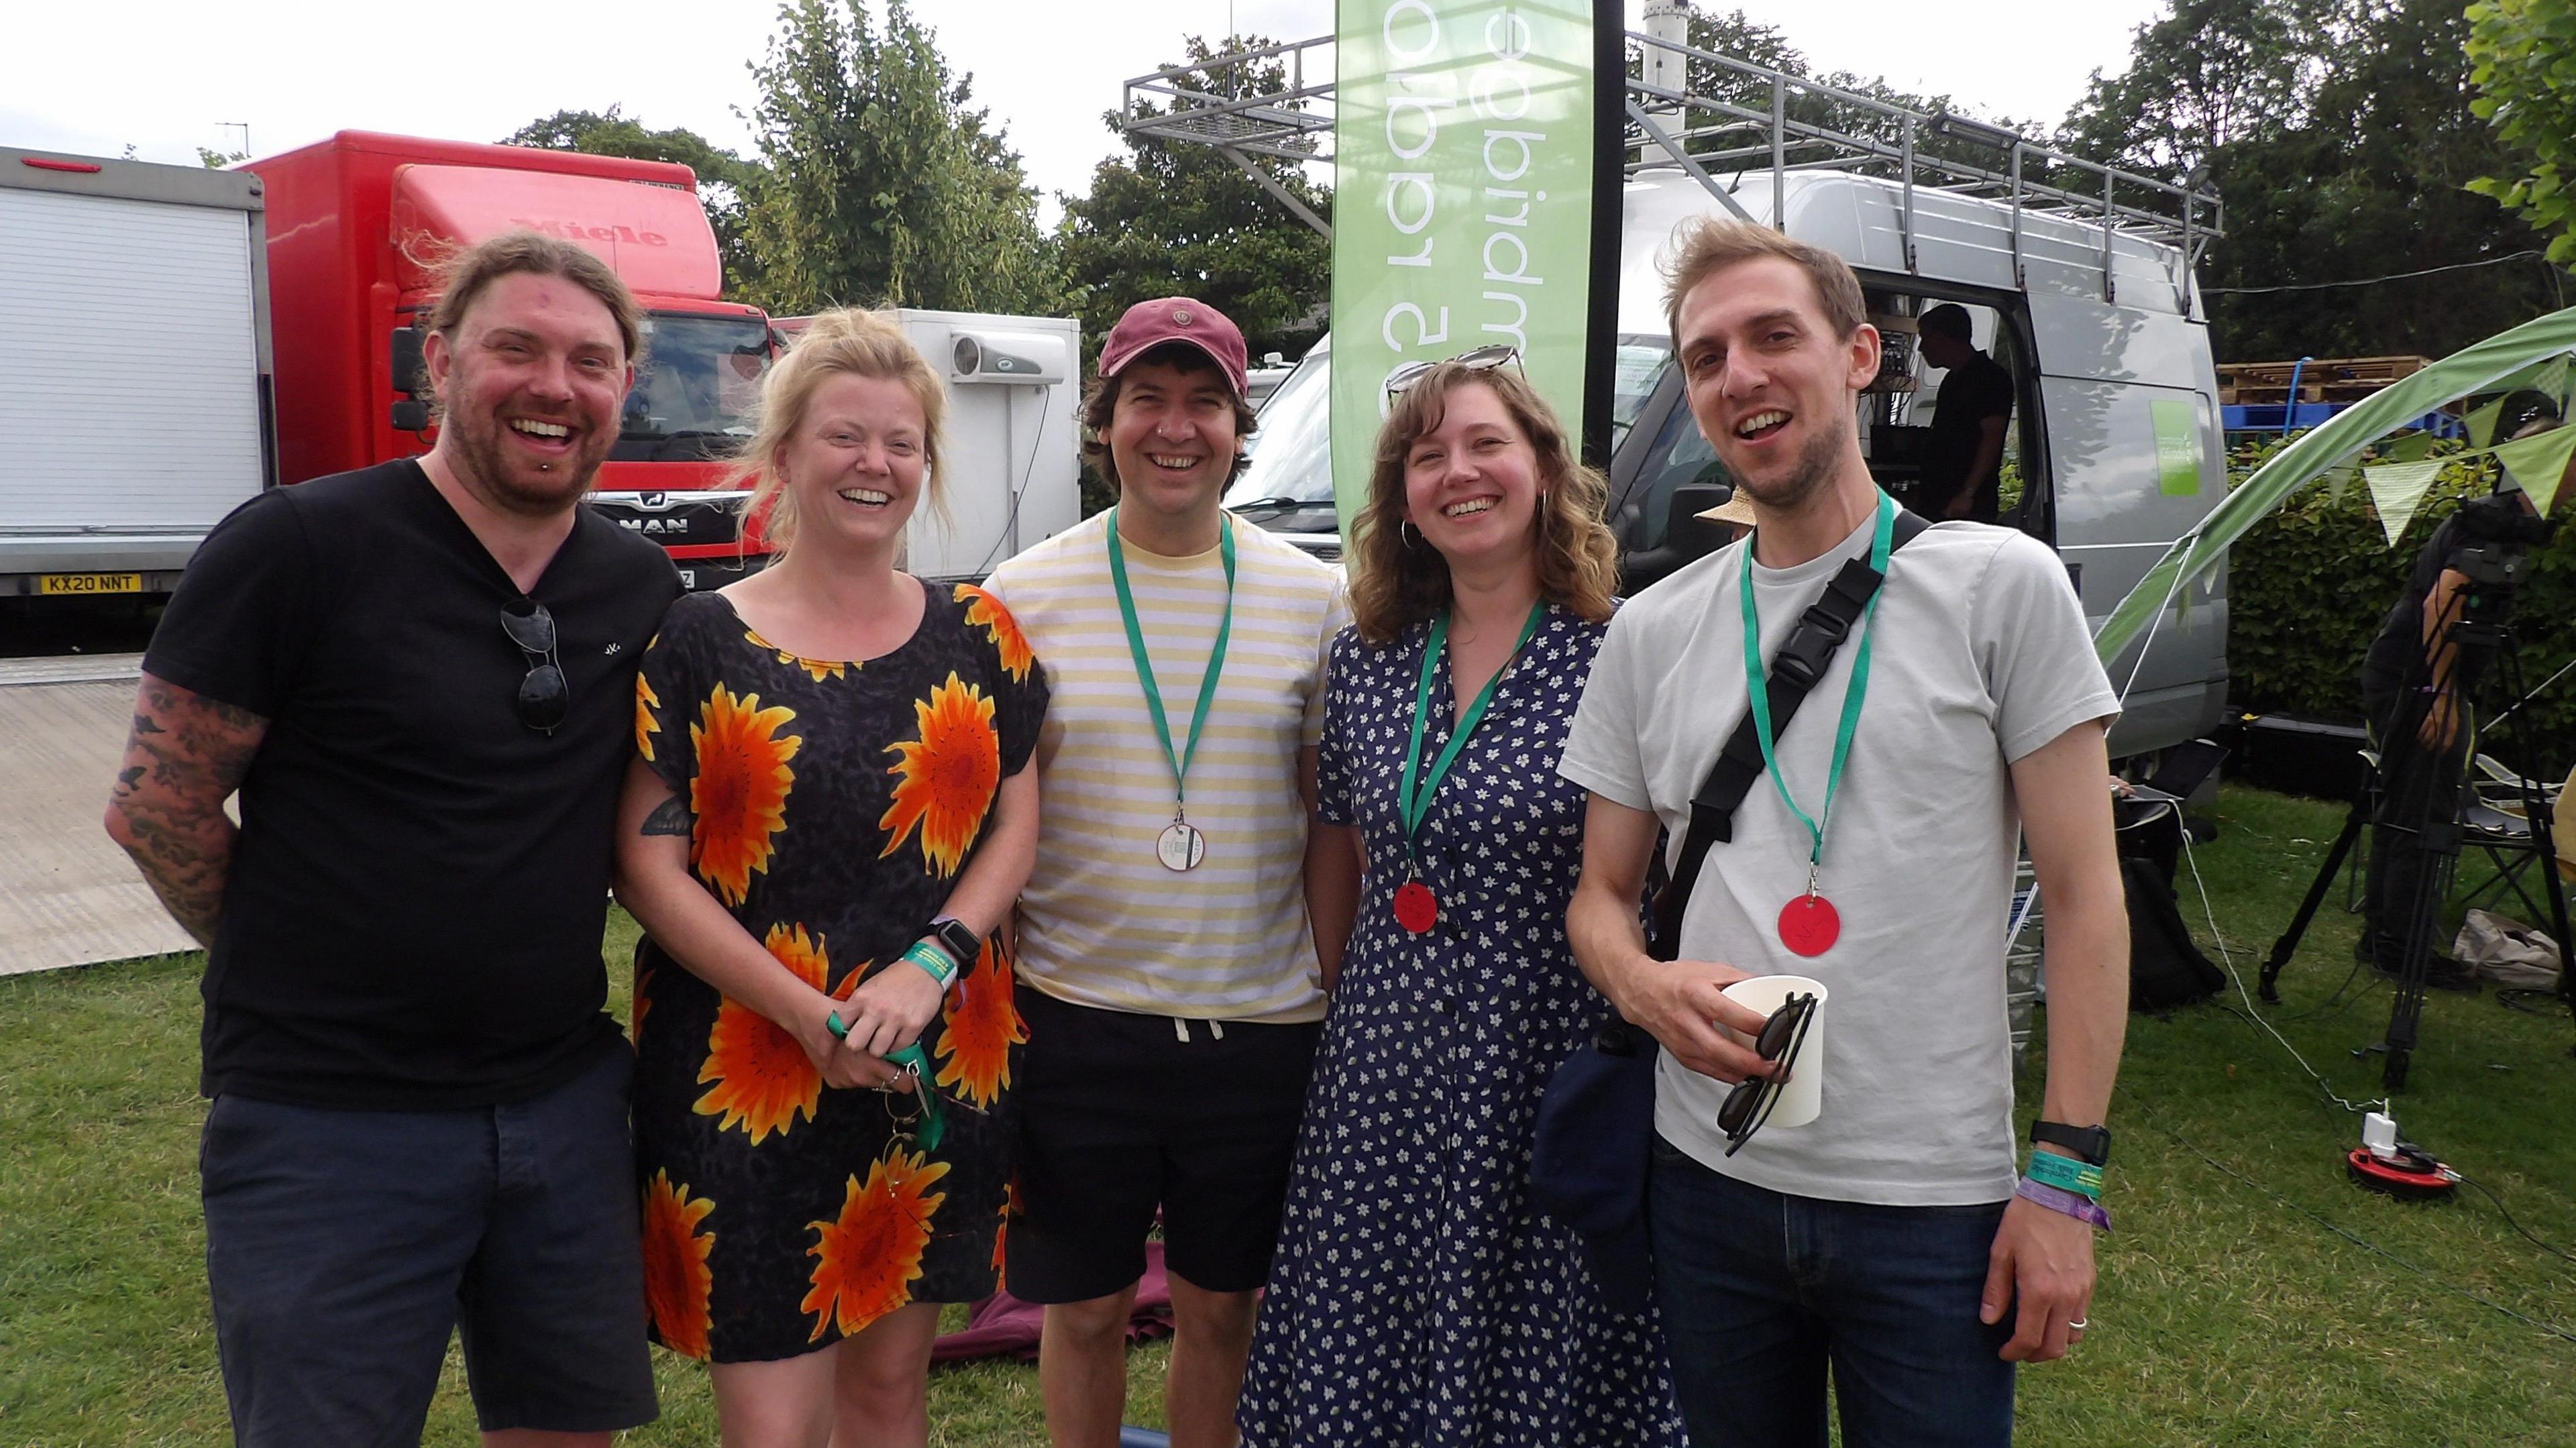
top-left (2031, 1119), bottom-right (2111, 1167)
top-left (929, 917), bottom-right (984, 973)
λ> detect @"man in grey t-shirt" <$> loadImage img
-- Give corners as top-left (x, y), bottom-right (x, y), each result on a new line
top-left (1561, 221), bottom-right (2129, 1448)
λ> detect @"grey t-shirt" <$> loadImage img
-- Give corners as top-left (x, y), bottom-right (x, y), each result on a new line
top-left (1559, 514), bottom-right (2118, 1205)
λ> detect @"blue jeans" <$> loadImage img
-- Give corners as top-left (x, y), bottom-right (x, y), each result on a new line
top-left (201, 1042), bottom-right (657, 1446)
top-left (1648, 1136), bottom-right (2015, 1448)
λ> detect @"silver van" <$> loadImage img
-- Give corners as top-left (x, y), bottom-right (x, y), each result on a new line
top-left (1146, 35), bottom-right (2231, 760)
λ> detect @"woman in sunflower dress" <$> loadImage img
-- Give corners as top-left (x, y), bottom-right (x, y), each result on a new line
top-left (615, 309), bottom-right (1046, 1447)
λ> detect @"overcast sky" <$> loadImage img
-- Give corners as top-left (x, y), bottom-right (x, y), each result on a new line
top-left (7, 1), bottom-right (2168, 226)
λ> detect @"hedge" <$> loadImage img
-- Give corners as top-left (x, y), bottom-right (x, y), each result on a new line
top-left (2223, 435), bottom-right (2576, 778)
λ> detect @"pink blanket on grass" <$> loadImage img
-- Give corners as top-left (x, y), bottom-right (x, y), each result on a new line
top-left (930, 1242), bottom-right (1175, 1363)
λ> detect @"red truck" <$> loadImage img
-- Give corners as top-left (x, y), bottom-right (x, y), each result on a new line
top-left (246, 130), bottom-right (773, 586)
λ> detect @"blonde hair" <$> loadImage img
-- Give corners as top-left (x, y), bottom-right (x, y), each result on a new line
top-left (1660, 218), bottom-right (1868, 349)
top-left (729, 308), bottom-right (949, 555)
top-left (1346, 364), bottom-right (1619, 644)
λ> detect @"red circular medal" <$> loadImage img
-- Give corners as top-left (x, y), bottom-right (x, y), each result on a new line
top-left (1778, 893), bottom-right (1841, 956)
top-left (1393, 880), bottom-right (1439, 934)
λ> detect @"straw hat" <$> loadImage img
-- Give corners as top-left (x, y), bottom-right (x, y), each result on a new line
top-left (1695, 486), bottom-right (1759, 531)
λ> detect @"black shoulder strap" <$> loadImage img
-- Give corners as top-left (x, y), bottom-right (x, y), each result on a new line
top-left (1647, 510), bottom-right (1931, 960)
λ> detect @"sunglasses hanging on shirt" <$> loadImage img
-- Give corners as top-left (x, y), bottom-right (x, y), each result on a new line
top-left (500, 598), bottom-right (569, 735)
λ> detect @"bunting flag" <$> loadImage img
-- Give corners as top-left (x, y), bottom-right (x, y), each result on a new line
top-left (2467, 396), bottom-right (2506, 449)
top-left (2493, 422), bottom-right (2576, 515)
top-left (2533, 355), bottom-right (2570, 413)
top-left (2385, 432), bottom-right (2435, 464)
top-left (2363, 459), bottom-right (2446, 547)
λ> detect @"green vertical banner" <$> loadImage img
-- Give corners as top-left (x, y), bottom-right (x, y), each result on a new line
top-left (1331, 0), bottom-right (1598, 530)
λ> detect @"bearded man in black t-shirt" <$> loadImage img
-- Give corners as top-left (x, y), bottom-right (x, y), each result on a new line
top-left (105, 231), bottom-right (678, 1447)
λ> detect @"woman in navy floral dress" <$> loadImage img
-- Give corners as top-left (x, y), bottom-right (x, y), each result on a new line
top-left (1238, 358), bottom-right (1686, 1447)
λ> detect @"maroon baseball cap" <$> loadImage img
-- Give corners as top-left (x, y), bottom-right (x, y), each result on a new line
top-left (1099, 296), bottom-right (1248, 399)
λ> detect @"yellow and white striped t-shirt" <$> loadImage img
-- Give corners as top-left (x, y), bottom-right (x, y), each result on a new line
top-left (983, 510), bottom-right (1347, 1023)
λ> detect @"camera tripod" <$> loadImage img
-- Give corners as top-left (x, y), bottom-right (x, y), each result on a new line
top-left (2259, 535), bottom-right (2576, 1091)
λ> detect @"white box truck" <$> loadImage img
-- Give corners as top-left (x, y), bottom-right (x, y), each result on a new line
top-left (1, 148), bottom-right (273, 600)
top-left (775, 310), bottom-right (1083, 582)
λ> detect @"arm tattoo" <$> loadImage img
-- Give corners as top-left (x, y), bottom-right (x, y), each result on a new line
top-left (641, 792), bottom-right (695, 838)
top-left (105, 676), bottom-right (268, 948)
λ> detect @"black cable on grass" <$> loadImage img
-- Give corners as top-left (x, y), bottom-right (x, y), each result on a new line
top-left (2453, 1174), bottom-right (2576, 1274)
top-left (2143, 1115), bottom-right (2576, 1346)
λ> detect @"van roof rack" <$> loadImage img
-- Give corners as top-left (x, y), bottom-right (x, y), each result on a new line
top-left (1120, 30), bottom-right (2221, 296)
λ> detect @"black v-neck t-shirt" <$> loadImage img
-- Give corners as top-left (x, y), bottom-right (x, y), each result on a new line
top-left (146, 461), bottom-right (680, 1109)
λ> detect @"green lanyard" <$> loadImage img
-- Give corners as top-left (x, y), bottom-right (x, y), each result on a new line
top-left (1106, 507), bottom-right (1236, 816)
top-left (1739, 491), bottom-right (1895, 875)
top-left (1399, 603), bottom-right (1546, 855)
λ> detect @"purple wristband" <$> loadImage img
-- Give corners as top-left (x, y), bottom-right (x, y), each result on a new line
top-left (2017, 1176), bottom-right (2113, 1232)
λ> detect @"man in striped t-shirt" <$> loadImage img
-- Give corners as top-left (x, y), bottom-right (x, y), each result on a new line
top-left (983, 297), bottom-right (1352, 1448)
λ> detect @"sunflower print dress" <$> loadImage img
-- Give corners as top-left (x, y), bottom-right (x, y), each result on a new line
top-left (629, 582), bottom-right (1046, 1363)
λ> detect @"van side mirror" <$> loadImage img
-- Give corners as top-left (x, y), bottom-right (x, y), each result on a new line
top-left (390, 327), bottom-right (427, 394)
top-left (1667, 480), bottom-right (1733, 561)
top-left (390, 327), bottom-right (430, 431)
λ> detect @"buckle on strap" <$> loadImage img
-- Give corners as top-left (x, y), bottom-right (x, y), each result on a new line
top-left (1772, 559), bottom-right (1883, 687)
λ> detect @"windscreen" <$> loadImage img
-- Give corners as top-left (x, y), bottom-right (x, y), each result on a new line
top-left (621, 313), bottom-right (771, 459)
top-left (1226, 342), bottom-right (1335, 511)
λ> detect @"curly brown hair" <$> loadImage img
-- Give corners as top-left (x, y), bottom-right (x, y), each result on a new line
top-left (1346, 363), bottom-right (1619, 644)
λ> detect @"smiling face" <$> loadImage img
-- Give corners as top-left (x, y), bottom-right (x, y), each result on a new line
top-left (1104, 355), bottom-right (1242, 526)
top-left (1401, 380), bottom-right (1546, 575)
top-left (773, 372), bottom-right (928, 553)
top-left (1673, 256), bottom-right (1879, 512)
top-left (424, 270), bottom-right (631, 514)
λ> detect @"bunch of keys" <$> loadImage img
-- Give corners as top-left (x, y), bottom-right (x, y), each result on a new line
top-left (825, 1016), bottom-right (945, 1149)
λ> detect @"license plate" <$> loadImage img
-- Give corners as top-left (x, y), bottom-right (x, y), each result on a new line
top-left (677, 569), bottom-right (697, 590)
top-left (38, 572), bottom-right (143, 595)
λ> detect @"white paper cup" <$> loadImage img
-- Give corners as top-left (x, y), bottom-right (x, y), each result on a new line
top-left (1721, 974), bottom-right (1829, 1130)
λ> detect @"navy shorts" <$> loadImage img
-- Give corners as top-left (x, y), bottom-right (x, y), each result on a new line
top-left (1005, 985), bottom-right (1321, 1302)
top-left (199, 1042), bottom-right (657, 1445)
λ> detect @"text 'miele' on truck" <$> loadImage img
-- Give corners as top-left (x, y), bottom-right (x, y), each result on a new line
top-left (248, 131), bottom-right (777, 589)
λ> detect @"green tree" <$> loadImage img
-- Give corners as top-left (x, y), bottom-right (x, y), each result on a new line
top-left (499, 109), bottom-right (769, 298)
top-left (1057, 34), bottom-right (1332, 365)
top-left (197, 148), bottom-right (247, 169)
top-left (743, 0), bottom-right (1060, 317)
top-left (2466, 0), bottom-right (2576, 264)
top-left (2059, 0), bottom-right (2564, 363)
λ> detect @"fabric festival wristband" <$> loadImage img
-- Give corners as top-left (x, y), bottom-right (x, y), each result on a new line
top-left (2018, 1177), bottom-right (2112, 1231)
top-left (2025, 1150), bottom-right (2104, 1199)
top-left (902, 940), bottom-right (959, 990)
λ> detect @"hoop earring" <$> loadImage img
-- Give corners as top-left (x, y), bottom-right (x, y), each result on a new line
top-left (1401, 518), bottom-right (1421, 548)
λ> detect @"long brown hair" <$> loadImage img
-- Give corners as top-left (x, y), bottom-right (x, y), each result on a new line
top-left (1346, 363), bottom-right (1619, 644)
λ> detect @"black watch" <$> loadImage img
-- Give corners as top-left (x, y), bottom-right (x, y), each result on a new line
top-left (929, 917), bottom-right (984, 972)
top-left (2031, 1120), bottom-right (2110, 1167)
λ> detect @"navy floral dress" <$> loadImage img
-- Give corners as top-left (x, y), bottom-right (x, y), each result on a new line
top-left (1238, 603), bottom-right (1686, 1447)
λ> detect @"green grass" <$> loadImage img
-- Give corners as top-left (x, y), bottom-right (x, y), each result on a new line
top-left (5, 786), bottom-right (2576, 1444)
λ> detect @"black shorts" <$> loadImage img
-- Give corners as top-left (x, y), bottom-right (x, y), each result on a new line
top-left (1006, 984), bottom-right (1322, 1302)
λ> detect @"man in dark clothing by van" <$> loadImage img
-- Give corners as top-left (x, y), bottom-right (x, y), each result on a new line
top-left (1917, 303), bottom-right (2015, 522)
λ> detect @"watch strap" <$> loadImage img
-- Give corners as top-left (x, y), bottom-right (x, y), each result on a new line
top-left (930, 917), bottom-right (984, 974)
top-left (2031, 1119), bottom-right (2112, 1167)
